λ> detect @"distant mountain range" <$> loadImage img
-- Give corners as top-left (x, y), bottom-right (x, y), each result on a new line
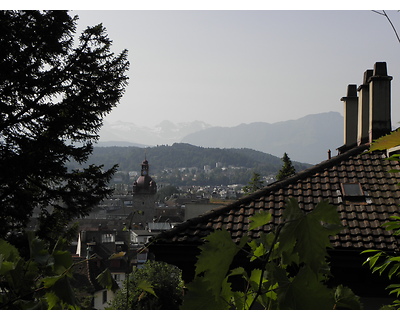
top-left (98, 120), bottom-right (212, 147)
top-left (98, 112), bottom-right (344, 164)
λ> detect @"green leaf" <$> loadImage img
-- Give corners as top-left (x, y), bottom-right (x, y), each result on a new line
top-left (96, 268), bottom-right (118, 292)
top-left (231, 291), bottom-right (247, 310)
top-left (334, 285), bottom-right (361, 309)
top-left (181, 276), bottom-right (230, 310)
top-left (388, 257), bottom-right (400, 262)
top-left (387, 284), bottom-right (400, 297)
top-left (370, 129), bottom-right (400, 151)
top-left (249, 210), bottom-right (272, 230)
top-left (277, 266), bottom-right (335, 309)
top-left (382, 219), bottom-right (400, 231)
top-left (45, 291), bottom-right (60, 310)
top-left (387, 154), bottom-right (400, 162)
top-left (228, 267), bottom-right (248, 280)
top-left (362, 249), bottom-right (382, 254)
top-left (0, 259), bottom-right (15, 276)
top-left (42, 274), bottom-right (78, 309)
top-left (43, 275), bottom-right (63, 288)
top-left (52, 250), bottom-right (73, 274)
top-left (249, 242), bottom-right (267, 262)
top-left (29, 237), bottom-right (52, 266)
top-left (137, 279), bottom-right (157, 297)
top-left (182, 229), bottom-right (246, 310)
top-left (194, 229), bottom-right (242, 297)
top-left (51, 275), bottom-right (77, 308)
top-left (0, 239), bottom-right (20, 261)
top-left (279, 199), bottom-right (342, 272)
top-left (375, 261), bottom-right (391, 275)
top-left (364, 252), bottom-right (383, 269)
top-left (388, 264), bottom-right (400, 279)
top-left (249, 268), bottom-right (266, 292)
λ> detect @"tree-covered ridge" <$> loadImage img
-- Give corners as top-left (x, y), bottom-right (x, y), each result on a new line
top-left (80, 143), bottom-right (311, 175)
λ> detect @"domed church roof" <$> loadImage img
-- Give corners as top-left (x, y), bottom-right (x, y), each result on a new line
top-left (132, 159), bottom-right (157, 194)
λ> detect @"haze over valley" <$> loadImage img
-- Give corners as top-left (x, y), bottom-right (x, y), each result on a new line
top-left (98, 112), bottom-right (344, 164)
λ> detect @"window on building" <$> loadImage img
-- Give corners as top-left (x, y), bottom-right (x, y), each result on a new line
top-left (340, 183), bottom-right (367, 202)
top-left (101, 233), bottom-right (115, 243)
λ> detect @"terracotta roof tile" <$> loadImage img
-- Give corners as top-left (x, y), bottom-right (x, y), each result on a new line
top-left (155, 143), bottom-right (400, 251)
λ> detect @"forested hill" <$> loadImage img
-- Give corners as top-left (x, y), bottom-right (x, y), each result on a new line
top-left (78, 143), bottom-right (311, 175)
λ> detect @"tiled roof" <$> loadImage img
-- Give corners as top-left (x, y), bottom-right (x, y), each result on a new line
top-left (154, 143), bottom-right (400, 251)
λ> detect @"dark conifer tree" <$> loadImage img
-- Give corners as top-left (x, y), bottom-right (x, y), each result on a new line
top-left (243, 172), bottom-right (264, 194)
top-left (0, 11), bottom-right (129, 243)
top-left (276, 152), bottom-right (296, 181)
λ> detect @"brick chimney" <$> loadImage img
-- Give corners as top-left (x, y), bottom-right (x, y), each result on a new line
top-left (341, 84), bottom-right (358, 148)
top-left (339, 62), bottom-right (392, 154)
top-left (368, 62), bottom-right (392, 142)
top-left (357, 69), bottom-right (373, 145)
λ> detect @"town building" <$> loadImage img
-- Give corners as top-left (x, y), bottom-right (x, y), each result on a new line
top-left (70, 158), bottom-right (171, 308)
top-left (149, 62), bottom-right (400, 309)
top-left (131, 159), bottom-right (158, 223)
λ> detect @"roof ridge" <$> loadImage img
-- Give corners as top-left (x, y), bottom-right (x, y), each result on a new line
top-left (154, 143), bottom-right (371, 241)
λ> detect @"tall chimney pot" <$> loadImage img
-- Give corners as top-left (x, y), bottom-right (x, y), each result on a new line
top-left (341, 84), bottom-right (358, 148)
top-left (357, 69), bottom-right (373, 145)
top-left (368, 62), bottom-right (392, 142)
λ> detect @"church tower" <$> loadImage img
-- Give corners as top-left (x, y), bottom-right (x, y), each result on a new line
top-left (132, 159), bottom-right (157, 224)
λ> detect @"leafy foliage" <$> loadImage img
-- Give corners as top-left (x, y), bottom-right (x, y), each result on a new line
top-left (0, 234), bottom-right (80, 309)
top-left (369, 128), bottom-right (400, 152)
top-left (95, 268), bottom-right (119, 292)
top-left (362, 128), bottom-right (400, 309)
top-left (109, 261), bottom-right (184, 310)
top-left (181, 199), bottom-right (360, 310)
top-left (363, 216), bottom-right (400, 309)
top-left (0, 10), bottom-right (129, 243)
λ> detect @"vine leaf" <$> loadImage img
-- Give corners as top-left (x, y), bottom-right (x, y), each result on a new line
top-left (45, 291), bottom-right (60, 310)
top-left (52, 250), bottom-right (73, 274)
top-left (96, 268), bottom-right (119, 292)
top-left (334, 285), bottom-right (361, 309)
top-left (194, 229), bottom-right (242, 296)
top-left (370, 129), bottom-right (400, 151)
top-left (278, 266), bottom-right (334, 309)
top-left (249, 210), bottom-right (272, 230)
top-left (182, 229), bottom-right (244, 309)
top-left (29, 236), bottom-right (52, 266)
top-left (279, 199), bottom-right (342, 272)
top-left (137, 279), bottom-right (157, 299)
top-left (42, 275), bottom-right (77, 309)
top-left (181, 276), bottom-right (231, 309)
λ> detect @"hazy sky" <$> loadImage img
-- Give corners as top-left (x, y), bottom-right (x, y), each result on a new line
top-left (72, 9), bottom-right (400, 128)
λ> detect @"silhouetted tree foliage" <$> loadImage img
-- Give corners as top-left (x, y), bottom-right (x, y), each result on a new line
top-left (242, 172), bottom-right (264, 194)
top-left (276, 152), bottom-right (296, 181)
top-left (0, 11), bottom-right (129, 244)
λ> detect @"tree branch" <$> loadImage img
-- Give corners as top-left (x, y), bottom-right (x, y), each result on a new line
top-left (373, 10), bottom-right (400, 44)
